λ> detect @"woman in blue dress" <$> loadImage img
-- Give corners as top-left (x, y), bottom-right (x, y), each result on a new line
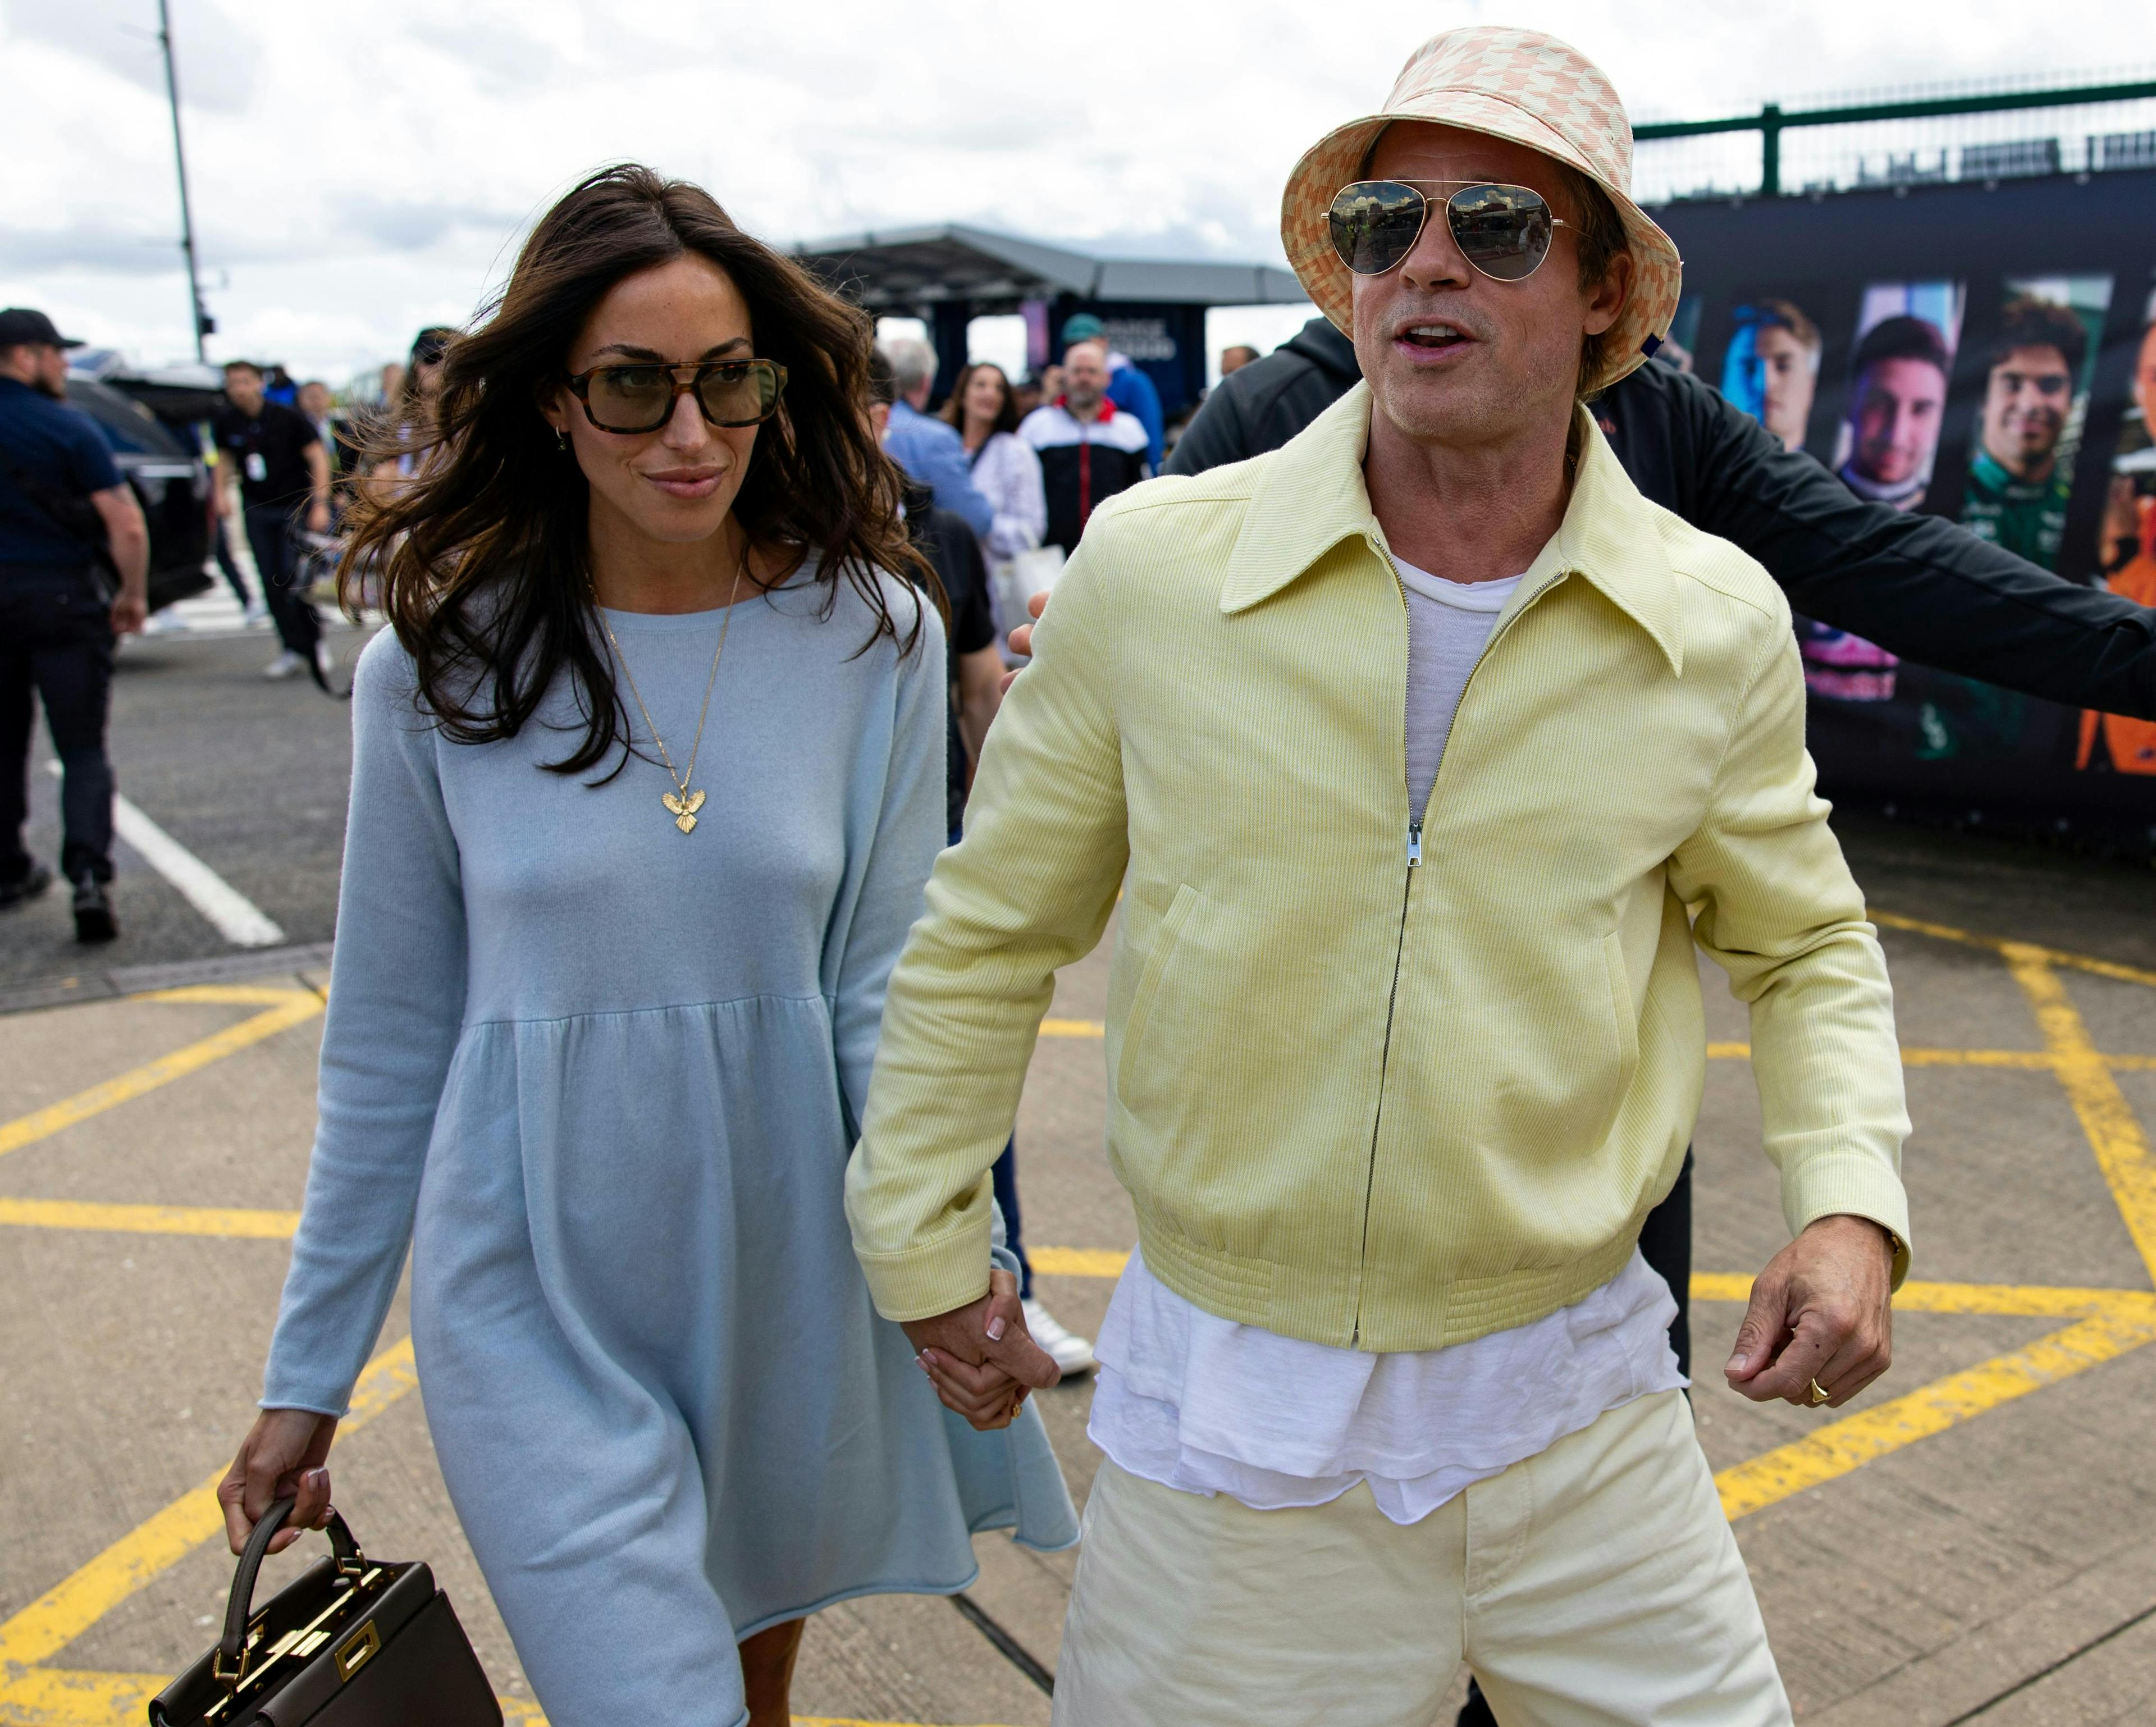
top-left (217, 166), bottom-right (1074, 1727)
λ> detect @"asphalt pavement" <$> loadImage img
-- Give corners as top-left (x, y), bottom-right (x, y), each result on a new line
top-left (4, 628), bottom-right (2155, 1725)
top-left (0, 618), bottom-right (378, 1010)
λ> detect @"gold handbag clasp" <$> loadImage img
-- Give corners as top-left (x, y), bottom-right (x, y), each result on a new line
top-left (335, 1620), bottom-right (381, 1682)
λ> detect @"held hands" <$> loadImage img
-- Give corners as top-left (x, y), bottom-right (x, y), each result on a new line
top-left (1726, 1213), bottom-right (1895, 1409)
top-left (902, 1265), bottom-right (1062, 1430)
top-left (218, 1408), bottom-right (340, 1555)
top-left (997, 591), bottom-right (1050, 697)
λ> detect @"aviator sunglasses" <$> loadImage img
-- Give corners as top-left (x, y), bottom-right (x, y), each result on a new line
top-left (1328, 180), bottom-right (1574, 282)
top-left (563, 357), bottom-right (789, 435)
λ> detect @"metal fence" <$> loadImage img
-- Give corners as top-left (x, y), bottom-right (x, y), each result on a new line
top-left (1633, 68), bottom-right (2156, 205)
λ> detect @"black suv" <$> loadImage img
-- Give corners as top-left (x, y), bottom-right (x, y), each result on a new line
top-left (62, 362), bottom-right (214, 613)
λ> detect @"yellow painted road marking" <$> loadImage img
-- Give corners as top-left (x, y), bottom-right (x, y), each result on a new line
top-left (1872, 908), bottom-right (2156, 990)
top-left (0, 1666), bottom-right (166, 1724)
top-left (0, 1338), bottom-right (416, 1673)
top-left (1714, 1305), bottom-right (2156, 1520)
top-left (0, 992), bottom-right (323, 1162)
top-left (1039, 1018), bottom-right (1103, 1037)
top-left (141, 984), bottom-right (323, 1007)
top-left (0, 1198), bottom-right (301, 1239)
top-left (2003, 945), bottom-right (2156, 1284)
top-left (1030, 1245), bottom-right (1132, 1278)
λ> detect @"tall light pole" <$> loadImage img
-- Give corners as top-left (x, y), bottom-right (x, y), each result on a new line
top-left (156, 0), bottom-right (212, 360)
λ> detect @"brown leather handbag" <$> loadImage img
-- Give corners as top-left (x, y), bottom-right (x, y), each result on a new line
top-left (148, 1498), bottom-right (502, 1726)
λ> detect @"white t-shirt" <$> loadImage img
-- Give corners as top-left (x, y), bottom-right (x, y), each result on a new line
top-left (1085, 552), bottom-right (1685, 1525)
top-left (1397, 558), bottom-right (1519, 822)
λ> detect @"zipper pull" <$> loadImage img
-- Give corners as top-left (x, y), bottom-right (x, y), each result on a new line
top-left (1407, 823), bottom-right (1423, 868)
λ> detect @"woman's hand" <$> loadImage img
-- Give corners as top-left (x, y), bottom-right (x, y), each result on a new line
top-left (901, 1266), bottom-right (1062, 1431)
top-left (218, 1408), bottom-right (340, 1555)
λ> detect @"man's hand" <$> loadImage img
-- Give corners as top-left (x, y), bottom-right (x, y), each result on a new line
top-left (307, 498), bottom-right (332, 535)
top-left (109, 589), bottom-right (147, 636)
top-left (901, 1265), bottom-right (1062, 1429)
top-left (1726, 1213), bottom-right (1895, 1408)
top-left (998, 590), bottom-right (1050, 696)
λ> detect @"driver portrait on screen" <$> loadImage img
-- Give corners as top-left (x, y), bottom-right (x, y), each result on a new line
top-left (1727, 299), bottom-right (1821, 452)
top-left (1962, 296), bottom-right (2086, 569)
top-left (1839, 314), bottom-right (1952, 510)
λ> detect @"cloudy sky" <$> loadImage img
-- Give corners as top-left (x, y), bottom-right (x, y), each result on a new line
top-left (1, 0), bottom-right (2144, 382)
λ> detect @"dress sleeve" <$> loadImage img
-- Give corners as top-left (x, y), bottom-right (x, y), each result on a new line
top-left (829, 595), bottom-right (949, 1136)
top-left (261, 634), bottom-right (468, 1415)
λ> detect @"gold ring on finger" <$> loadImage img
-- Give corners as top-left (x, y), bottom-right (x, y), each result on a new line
top-left (1808, 1377), bottom-right (1832, 1406)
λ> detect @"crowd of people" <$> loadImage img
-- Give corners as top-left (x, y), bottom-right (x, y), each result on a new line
top-left (8, 20), bottom-right (2156, 1727)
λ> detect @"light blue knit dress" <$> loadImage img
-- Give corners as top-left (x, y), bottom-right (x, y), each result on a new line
top-left (260, 569), bottom-right (1076, 1727)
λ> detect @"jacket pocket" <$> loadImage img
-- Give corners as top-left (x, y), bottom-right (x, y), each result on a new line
top-left (1116, 883), bottom-right (1202, 1105)
top-left (1601, 928), bottom-right (1640, 1085)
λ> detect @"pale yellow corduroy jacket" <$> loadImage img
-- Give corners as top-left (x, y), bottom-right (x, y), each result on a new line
top-left (847, 383), bottom-right (1911, 1353)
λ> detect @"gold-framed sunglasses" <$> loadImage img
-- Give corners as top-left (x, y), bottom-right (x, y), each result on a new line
top-left (1328, 180), bottom-right (1575, 282)
top-left (563, 358), bottom-right (788, 434)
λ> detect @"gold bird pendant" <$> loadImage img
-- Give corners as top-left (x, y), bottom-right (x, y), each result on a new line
top-left (661, 788), bottom-right (707, 834)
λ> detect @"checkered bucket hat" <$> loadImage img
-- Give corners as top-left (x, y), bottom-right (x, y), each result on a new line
top-left (1280, 26), bottom-right (1683, 395)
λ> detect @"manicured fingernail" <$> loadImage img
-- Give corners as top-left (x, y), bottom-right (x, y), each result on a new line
top-left (986, 1315), bottom-right (1007, 1342)
top-left (306, 1469), bottom-right (329, 1490)
top-left (915, 1352), bottom-right (933, 1373)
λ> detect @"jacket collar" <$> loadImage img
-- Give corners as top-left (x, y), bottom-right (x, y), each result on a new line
top-left (1221, 382), bottom-right (1684, 677)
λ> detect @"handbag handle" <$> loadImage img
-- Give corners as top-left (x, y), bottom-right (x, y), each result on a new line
top-left (216, 1497), bottom-right (366, 1686)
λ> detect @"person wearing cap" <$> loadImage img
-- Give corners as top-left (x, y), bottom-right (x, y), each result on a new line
top-left (0, 308), bottom-right (148, 943)
top-left (849, 28), bottom-right (1908, 1724)
top-left (1061, 312), bottom-right (1165, 469)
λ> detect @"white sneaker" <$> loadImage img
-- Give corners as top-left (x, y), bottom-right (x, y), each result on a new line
top-left (313, 640), bottom-right (338, 688)
top-left (1023, 1297), bottom-right (1096, 1377)
top-left (263, 650), bottom-right (305, 680)
top-left (243, 601), bottom-right (271, 627)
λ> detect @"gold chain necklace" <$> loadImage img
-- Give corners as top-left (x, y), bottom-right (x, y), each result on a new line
top-left (591, 558), bottom-right (747, 834)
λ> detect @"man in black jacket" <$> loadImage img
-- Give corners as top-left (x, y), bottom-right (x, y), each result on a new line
top-left (1158, 309), bottom-right (2156, 1727)
top-left (1163, 312), bottom-right (2156, 1377)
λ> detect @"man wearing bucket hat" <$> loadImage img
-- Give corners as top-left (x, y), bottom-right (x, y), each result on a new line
top-left (848, 27), bottom-right (1905, 1724)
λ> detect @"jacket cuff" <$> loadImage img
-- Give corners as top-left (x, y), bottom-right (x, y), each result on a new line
top-left (1783, 1150), bottom-right (1912, 1289)
top-left (857, 1215), bottom-right (998, 1323)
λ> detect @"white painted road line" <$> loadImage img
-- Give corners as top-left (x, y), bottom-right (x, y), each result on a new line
top-left (45, 762), bottom-right (286, 948)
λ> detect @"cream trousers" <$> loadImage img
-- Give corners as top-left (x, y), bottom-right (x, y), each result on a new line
top-left (1053, 1389), bottom-right (1791, 1727)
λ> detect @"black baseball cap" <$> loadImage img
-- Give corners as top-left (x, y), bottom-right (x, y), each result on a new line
top-left (0, 308), bottom-right (84, 350)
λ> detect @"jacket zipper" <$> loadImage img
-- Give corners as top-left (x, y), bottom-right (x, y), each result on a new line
top-left (1348, 560), bottom-right (1568, 1346)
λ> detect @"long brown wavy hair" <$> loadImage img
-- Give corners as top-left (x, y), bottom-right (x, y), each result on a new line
top-left (341, 164), bottom-right (935, 778)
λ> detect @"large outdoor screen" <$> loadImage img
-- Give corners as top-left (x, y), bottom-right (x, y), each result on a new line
top-left (1654, 168), bottom-right (2156, 833)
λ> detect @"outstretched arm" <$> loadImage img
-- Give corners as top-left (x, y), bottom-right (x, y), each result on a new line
top-left (1669, 366), bottom-right (2156, 717)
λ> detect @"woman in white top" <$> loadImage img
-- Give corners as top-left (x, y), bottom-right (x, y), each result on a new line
top-left (943, 362), bottom-right (1045, 561)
